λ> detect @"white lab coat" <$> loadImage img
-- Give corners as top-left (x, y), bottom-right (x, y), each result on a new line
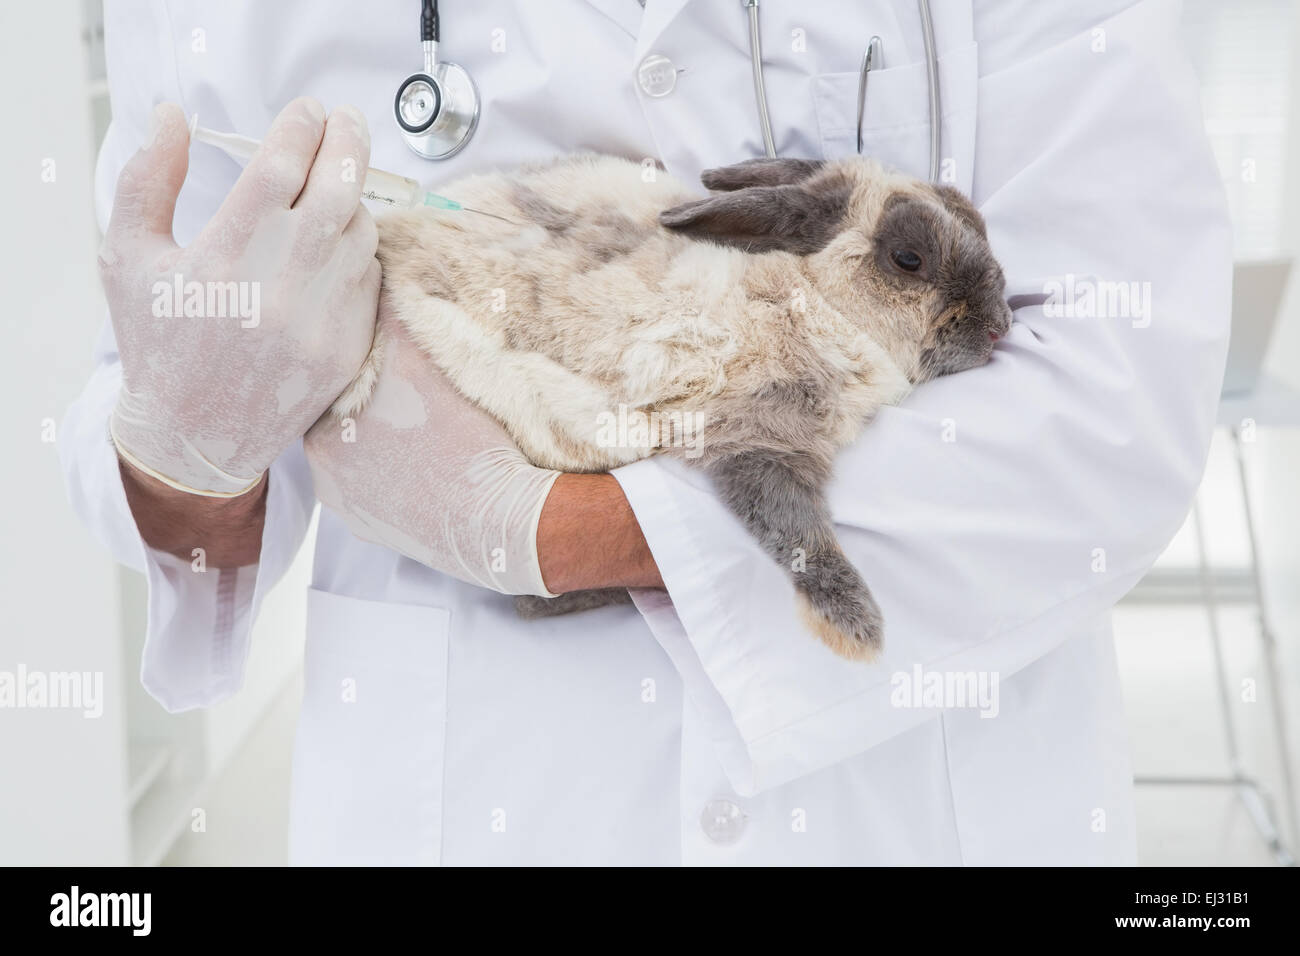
top-left (63, 0), bottom-right (1231, 865)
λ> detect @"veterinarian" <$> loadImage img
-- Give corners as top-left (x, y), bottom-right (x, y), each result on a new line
top-left (63, 0), bottom-right (1230, 864)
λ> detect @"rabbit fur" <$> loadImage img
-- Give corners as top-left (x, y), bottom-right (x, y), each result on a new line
top-left (332, 155), bottom-right (1011, 661)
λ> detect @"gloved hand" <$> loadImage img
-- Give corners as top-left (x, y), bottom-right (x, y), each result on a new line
top-left (303, 306), bottom-right (562, 596)
top-left (101, 98), bottom-right (381, 496)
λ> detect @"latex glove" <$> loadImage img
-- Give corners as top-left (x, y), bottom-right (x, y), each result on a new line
top-left (303, 307), bottom-right (561, 596)
top-left (101, 99), bottom-right (381, 496)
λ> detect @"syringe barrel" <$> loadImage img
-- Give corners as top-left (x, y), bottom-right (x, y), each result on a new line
top-left (360, 167), bottom-right (422, 208)
top-left (191, 119), bottom-right (421, 208)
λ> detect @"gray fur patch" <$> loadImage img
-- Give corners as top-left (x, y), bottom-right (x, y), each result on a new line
top-left (515, 588), bottom-right (634, 618)
top-left (753, 377), bottom-right (832, 421)
top-left (511, 184), bottom-right (577, 235)
top-left (932, 184), bottom-right (988, 240)
top-left (418, 265), bottom-right (454, 299)
top-left (701, 158), bottom-right (826, 191)
top-left (585, 212), bottom-right (650, 265)
top-left (659, 172), bottom-right (852, 255)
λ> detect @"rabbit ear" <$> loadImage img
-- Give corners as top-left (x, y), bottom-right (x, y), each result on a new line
top-left (700, 158), bottom-right (826, 191)
top-left (659, 178), bottom-right (851, 255)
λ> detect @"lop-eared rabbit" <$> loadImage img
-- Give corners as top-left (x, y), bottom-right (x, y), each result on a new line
top-left (334, 155), bottom-right (1010, 661)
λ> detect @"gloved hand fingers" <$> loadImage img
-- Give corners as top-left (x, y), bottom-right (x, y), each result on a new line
top-left (102, 99), bottom-right (388, 494)
top-left (332, 257), bottom-right (383, 378)
top-left (218, 97), bottom-right (326, 222)
top-left (307, 207), bottom-right (380, 368)
top-left (378, 310), bottom-right (522, 449)
top-left (102, 102), bottom-right (190, 252)
top-left (294, 105), bottom-right (371, 229)
top-left (303, 312), bottom-right (560, 595)
top-left (335, 203), bottom-right (381, 279)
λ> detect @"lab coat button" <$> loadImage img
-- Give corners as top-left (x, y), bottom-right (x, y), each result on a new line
top-left (700, 799), bottom-right (746, 845)
top-left (637, 54), bottom-right (678, 97)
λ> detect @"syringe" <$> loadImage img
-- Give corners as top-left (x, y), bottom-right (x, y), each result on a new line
top-left (187, 115), bottom-right (515, 223)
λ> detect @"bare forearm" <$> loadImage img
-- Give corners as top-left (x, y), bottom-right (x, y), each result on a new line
top-left (118, 458), bottom-right (268, 567)
top-left (119, 459), bottom-right (648, 582)
top-left (536, 473), bottom-right (663, 593)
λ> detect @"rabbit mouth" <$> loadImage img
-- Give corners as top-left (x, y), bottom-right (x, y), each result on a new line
top-left (917, 335), bottom-right (998, 380)
top-left (918, 295), bottom-right (1011, 380)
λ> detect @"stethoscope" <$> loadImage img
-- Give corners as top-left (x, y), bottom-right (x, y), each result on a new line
top-left (393, 0), bottom-right (479, 160)
top-left (742, 0), bottom-right (942, 182)
top-left (395, 0), bottom-right (942, 183)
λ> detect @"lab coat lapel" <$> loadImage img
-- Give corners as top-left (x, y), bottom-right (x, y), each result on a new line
top-left (583, 0), bottom-right (643, 39)
top-left (634, 0), bottom-right (695, 62)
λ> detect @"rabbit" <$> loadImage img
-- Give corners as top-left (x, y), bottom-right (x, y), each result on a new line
top-left (331, 155), bottom-right (1011, 661)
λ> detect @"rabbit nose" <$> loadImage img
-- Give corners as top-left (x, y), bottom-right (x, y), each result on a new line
top-left (990, 301), bottom-right (1013, 340)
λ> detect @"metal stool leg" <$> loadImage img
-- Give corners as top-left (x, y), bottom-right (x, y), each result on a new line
top-left (1135, 462), bottom-right (1296, 866)
top-left (1190, 499), bottom-right (1243, 783)
top-left (1193, 498), bottom-right (1293, 865)
top-left (1231, 425), bottom-right (1300, 848)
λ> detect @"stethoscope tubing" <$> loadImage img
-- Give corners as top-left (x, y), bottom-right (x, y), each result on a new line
top-left (743, 0), bottom-right (942, 182)
top-left (399, 0), bottom-right (943, 176)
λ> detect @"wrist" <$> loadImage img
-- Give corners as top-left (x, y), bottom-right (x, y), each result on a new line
top-left (536, 473), bottom-right (663, 593)
top-left (118, 455), bottom-right (268, 565)
top-left (109, 401), bottom-right (264, 498)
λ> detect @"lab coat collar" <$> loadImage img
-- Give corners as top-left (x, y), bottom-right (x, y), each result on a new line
top-left (583, 0), bottom-right (645, 40)
top-left (633, 0), bottom-right (695, 62)
top-left (581, 0), bottom-right (696, 64)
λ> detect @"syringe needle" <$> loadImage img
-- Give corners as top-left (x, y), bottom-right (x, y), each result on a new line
top-left (423, 191), bottom-right (519, 225)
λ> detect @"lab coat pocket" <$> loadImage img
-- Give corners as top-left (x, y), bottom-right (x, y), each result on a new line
top-left (812, 40), bottom-right (979, 191)
top-left (289, 588), bottom-right (450, 866)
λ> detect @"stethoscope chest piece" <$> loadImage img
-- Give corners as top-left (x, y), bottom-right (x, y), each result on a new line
top-left (395, 1), bottom-right (480, 161)
top-left (395, 59), bottom-right (480, 160)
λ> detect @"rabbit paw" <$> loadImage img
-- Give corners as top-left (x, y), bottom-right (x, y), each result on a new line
top-left (793, 552), bottom-right (884, 661)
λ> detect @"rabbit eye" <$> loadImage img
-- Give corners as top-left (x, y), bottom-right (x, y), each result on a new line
top-left (891, 249), bottom-right (922, 272)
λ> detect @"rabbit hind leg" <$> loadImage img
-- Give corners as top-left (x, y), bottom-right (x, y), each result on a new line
top-left (704, 446), bottom-right (883, 661)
